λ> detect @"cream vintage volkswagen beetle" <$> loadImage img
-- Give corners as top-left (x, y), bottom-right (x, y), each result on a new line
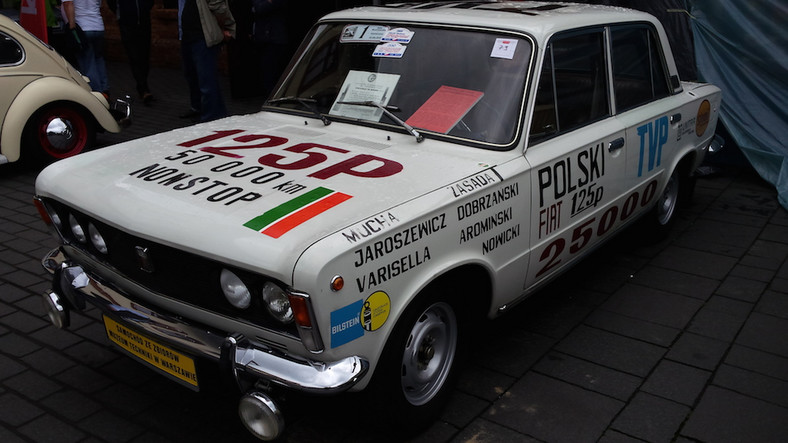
top-left (0, 13), bottom-right (130, 164)
top-left (34, 2), bottom-right (720, 440)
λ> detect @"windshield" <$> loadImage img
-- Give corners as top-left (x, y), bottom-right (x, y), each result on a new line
top-left (268, 22), bottom-right (533, 148)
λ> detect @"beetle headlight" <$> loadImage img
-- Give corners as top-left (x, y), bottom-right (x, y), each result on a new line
top-left (88, 223), bottom-right (108, 254)
top-left (220, 269), bottom-right (251, 309)
top-left (262, 282), bottom-right (293, 324)
top-left (68, 214), bottom-right (87, 243)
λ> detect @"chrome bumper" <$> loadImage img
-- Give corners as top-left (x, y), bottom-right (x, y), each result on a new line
top-left (109, 96), bottom-right (132, 128)
top-left (41, 247), bottom-right (368, 394)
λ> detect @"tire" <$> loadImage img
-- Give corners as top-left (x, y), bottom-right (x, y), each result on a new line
top-left (370, 292), bottom-right (462, 435)
top-left (25, 104), bottom-right (95, 162)
top-left (644, 165), bottom-right (691, 238)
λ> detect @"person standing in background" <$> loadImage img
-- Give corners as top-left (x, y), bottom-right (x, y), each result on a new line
top-left (251, 0), bottom-right (287, 98)
top-left (62, 0), bottom-right (110, 97)
top-left (178, 0), bottom-right (235, 122)
top-left (107, 0), bottom-right (155, 104)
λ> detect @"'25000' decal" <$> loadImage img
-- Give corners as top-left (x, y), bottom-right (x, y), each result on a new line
top-left (535, 179), bottom-right (658, 278)
top-left (178, 130), bottom-right (403, 179)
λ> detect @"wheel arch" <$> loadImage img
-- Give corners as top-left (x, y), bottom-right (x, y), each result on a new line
top-left (1, 77), bottom-right (119, 162)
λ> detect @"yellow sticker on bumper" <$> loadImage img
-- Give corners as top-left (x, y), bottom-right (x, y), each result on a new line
top-left (103, 316), bottom-right (198, 388)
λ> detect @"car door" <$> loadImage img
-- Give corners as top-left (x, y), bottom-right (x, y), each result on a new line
top-left (609, 23), bottom-right (687, 190)
top-left (523, 27), bottom-right (631, 289)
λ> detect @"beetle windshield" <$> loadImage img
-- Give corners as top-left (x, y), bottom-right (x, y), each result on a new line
top-left (268, 22), bottom-right (532, 148)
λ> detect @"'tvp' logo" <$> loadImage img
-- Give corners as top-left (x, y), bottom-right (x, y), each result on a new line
top-left (636, 116), bottom-right (669, 177)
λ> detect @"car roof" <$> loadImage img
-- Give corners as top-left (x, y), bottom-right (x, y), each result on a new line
top-left (323, 1), bottom-right (658, 41)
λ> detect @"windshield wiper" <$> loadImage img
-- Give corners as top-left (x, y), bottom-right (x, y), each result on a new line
top-left (336, 101), bottom-right (423, 143)
top-left (266, 96), bottom-right (331, 126)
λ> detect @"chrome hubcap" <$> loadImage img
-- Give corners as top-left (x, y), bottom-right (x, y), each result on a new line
top-left (45, 117), bottom-right (75, 151)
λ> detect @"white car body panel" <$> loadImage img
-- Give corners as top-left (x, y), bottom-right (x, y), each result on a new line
top-left (33, 1), bottom-right (722, 430)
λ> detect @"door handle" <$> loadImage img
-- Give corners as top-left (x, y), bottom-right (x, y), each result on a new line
top-left (608, 137), bottom-right (625, 152)
top-left (670, 113), bottom-right (682, 124)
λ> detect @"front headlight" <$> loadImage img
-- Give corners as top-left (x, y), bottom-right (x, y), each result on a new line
top-left (262, 282), bottom-right (293, 324)
top-left (220, 269), bottom-right (251, 309)
top-left (68, 213), bottom-right (87, 243)
top-left (88, 223), bottom-right (108, 254)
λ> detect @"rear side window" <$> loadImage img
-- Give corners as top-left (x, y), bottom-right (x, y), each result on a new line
top-left (529, 29), bottom-right (609, 143)
top-left (0, 32), bottom-right (23, 66)
top-left (610, 24), bottom-right (670, 112)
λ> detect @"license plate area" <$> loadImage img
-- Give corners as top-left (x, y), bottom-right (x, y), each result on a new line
top-left (103, 315), bottom-right (199, 390)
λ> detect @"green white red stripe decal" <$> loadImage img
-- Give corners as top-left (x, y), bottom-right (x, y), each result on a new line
top-left (244, 187), bottom-right (352, 238)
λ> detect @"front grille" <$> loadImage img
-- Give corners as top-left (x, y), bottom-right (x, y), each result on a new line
top-left (42, 198), bottom-right (299, 338)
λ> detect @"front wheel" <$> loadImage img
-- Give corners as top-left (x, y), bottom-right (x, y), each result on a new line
top-left (25, 104), bottom-right (95, 162)
top-left (370, 294), bottom-right (462, 434)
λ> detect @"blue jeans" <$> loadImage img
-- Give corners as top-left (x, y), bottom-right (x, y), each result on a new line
top-left (181, 39), bottom-right (227, 122)
top-left (77, 30), bottom-right (109, 93)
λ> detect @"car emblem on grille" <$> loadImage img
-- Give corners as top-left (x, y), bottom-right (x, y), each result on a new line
top-left (135, 246), bottom-right (155, 273)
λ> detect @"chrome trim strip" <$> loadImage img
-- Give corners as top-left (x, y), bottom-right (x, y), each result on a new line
top-left (42, 247), bottom-right (368, 393)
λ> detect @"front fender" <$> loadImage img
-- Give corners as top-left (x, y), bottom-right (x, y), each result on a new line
top-left (1, 76), bottom-right (120, 163)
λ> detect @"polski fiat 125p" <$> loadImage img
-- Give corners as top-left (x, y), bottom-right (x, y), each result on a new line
top-left (34, 2), bottom-right (720, 440)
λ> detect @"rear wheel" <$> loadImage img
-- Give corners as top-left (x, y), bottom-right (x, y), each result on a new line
top-left (642, 164), bottom-right (692, 239)
top-left (655, 168), bottom-right (681, 226)
top-left (25, 104), bottom-right (95, 162)
top-left (371, 292), bottom-right (462, 434)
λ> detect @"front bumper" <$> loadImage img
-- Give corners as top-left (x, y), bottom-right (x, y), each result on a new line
top-left (41, 247), bottom-right (368, 394)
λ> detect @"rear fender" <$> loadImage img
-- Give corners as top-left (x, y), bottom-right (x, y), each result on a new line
top-left (1, 77), bottom-right (120, 162)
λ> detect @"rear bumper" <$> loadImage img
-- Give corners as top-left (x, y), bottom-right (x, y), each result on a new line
top-left (41, 247), bottom-right (368, 394)
top-left (109, 96), bottom-right (132, 128)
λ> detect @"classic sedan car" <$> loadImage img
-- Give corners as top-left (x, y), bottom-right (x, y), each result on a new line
top-left (0, 13), bottom-right (130, 164)
top-left (33, 2), bottom-right (721, 440)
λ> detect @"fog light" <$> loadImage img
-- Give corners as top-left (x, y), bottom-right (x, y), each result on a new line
top-left (88, 223), bottom-right (108, 254)
top-left (42, 290), bottom-right (69, 329)
top-left (262, 282), bottom-right (293, 324)
top-left (68, 214), bottom-right (87, 243)
top-left (238, 391), bottom-right (284, 441)
top-left (220, 269), bottom-right (251, 309)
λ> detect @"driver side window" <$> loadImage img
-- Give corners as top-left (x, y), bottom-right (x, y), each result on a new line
top-left (529, 29), bottom-right (610, 144)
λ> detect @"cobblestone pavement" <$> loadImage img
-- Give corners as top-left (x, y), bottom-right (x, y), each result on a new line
top-left (2, 61), bottom-right (788, 442)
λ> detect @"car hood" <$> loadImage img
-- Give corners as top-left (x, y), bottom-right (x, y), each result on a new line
top-left (36, 112), bottom-right (507, 283)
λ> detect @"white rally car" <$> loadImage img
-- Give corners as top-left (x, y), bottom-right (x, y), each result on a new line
top-left (34, 2), bottom-right (720, 440)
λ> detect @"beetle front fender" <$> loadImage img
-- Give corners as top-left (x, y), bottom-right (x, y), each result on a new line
top-left (1, 76), bottom-right (120, 163)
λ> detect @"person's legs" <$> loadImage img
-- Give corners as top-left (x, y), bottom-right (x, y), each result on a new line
top-left (82, 31), bottom-right (109, 93)
top-left (76, 38), bottom-right (97, 91)
top-left (181, 40), bottom-right (202, 115)
top-left (119, 22), bottom-right (151, 97)
top-left (190, 40), bottom-right (226, 122)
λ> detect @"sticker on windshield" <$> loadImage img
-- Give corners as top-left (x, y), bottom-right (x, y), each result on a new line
top-left (330, 71), bottom-right (400, 121)
top-left (381, 28), bottom-right (414, 44)
top-left (340, 24), bottom-right (390, 43)
top-left (491, 38), bottom-right (518, 59)
top-left (372, 42), bottom-right (407, 58)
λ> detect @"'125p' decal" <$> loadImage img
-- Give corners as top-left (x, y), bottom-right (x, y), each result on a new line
top-left (177, 130), bottom-right (403, 179)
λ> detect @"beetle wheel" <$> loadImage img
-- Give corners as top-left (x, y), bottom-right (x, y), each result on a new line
top-left (27, 104), bottom-right (95, 162)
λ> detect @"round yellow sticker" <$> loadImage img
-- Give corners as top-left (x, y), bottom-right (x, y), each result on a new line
top-left (360, 291), bottom-right (390, 331)
top-left (696, 99), bottom-right (711, 137)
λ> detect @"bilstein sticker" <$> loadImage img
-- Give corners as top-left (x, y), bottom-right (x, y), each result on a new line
top-left (244, 187), bottom-right (352, 238)
top-left (330, 291), bottom-right (391, 348)
top-left (361, 291), bottom-right (390, 331)
top-left (330, 300), bottom-right (364, 348)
